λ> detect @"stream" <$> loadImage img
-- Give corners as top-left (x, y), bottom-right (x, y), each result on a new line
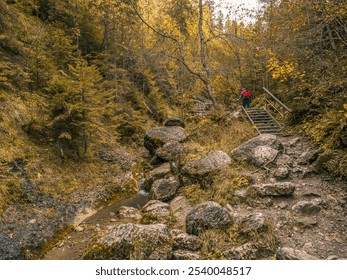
top-left (43, 178), bottom-right (150, 259)
top-left (83, 179), bottom-right (149, 224)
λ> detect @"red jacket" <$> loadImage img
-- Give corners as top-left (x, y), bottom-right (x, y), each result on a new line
top-left (241, 90), bottom-right (252, 97)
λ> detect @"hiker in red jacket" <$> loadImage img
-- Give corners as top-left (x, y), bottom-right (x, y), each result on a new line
top-left (239, 88), bottom-right (253, 109)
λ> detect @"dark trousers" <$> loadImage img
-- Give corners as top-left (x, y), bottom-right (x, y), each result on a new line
top-left (242, 97), bottom-right (251, 109)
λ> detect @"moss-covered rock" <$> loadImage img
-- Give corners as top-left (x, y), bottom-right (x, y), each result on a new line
top-left (144, 127), bottom-right (187, 154)
top-left (83, 223), bottom-right (173, 260)
top-left (186, 201), bottom-right (233, 235)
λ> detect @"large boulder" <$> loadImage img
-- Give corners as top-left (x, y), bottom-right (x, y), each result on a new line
top-left (186, 201), bottom-right (233, 235)
top-left (276, 247), bottom-right (318, 260)
top-left (144, 163), bottom-right (171, 191)
top-left (144, 127), bottom-right (187, 154)
top-left (252, 182), bottom-right (296, 197)
top-left (131, 224), bottom-right (173, 260)
top-left (155, 141), bottom-right (184, 162)
top-left (83, 223), bottom-right (172, 260)
top-left (149, 178), bottom-right (180, 202)
top-left (182, 150), bottom-right (231, 177)
top-left (231, 134), bottom-right (282, 166)
top-left (83, 223), bottom-right (137, 259)
top-left (164, 118), bottom-right (185, 128)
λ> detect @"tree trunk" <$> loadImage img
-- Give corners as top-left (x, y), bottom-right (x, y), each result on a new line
top-left (198, 0), bottom-right (217, 107)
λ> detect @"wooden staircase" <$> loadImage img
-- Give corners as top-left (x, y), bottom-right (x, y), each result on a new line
top-left (243, 107), bottom-right (282, 135)
top-left (242, 87), bottom-right (292, 135)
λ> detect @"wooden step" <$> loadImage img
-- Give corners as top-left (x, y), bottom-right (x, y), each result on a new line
top-left (258, 129), bottom-right (282, 133)
top-left (243, 106), bottom-right (284, 135)
top-left (253, 121), bottom-right (277, 124)
top-left (256, 125), bottom-right (281, 129)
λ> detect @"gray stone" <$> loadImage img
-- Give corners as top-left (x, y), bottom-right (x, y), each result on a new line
top-left (131, 224), bottom-right (173, 260)
top-left (173, 233), bottom-right (202, 251)
top-left (149, 178), bottom-right (180, 202)
top-left (275, 154), bottom-right (294, 167)
top-left (298, 148), bottom-right (322, 165)
top-left (170, 229), bottom-right (184, 237)
top-left (84, 223), bottom-right (138, 259)
top-left (231, 134), bottom-right (283, 165)
top-left (292, 200), bottom-right (321, 215)
top-left (142, 200), bottom-right (170, 217)
top-left (155, 141), bottom-right (184, 162)
top-left (326, 255), bottom-right (339, 260)
top-left (230, 110), bottom-right (241, 119)
top-left (238, 213), bottom-right (268, 234)
top-left (302, 190), bottom-right (321, 198)
top-left (144, 163), bottom-right (171, 191)
top-left (294, 217), bottom-right (318, 228)
top-left (252, 182), bottom-right (295, 197)
top-left (144, 127), bottom-right (187, 154)
top-left (276, 247), bottom-right (318, 260)
top-left (116, 206), bottom-right (142, 222)
top-left (235, 134), bottom-right (283, 151)
top-left (182, 150), bottom-right (231, 177)
top-left (84, 223), bottom-right (172, 260)
top-left (252, 146), bottom-right (279, 166)
top-left (164, 118), bottom-right (185, 128)
top-left (273, 166), bottom-right (290, 179)
top-left (172, 250), bottom-right (200, 260)
top-left (223, 242), bottom-right (259, 260)
top-left (289, 137), bottom-right (301, 146)
top-left (233, 187), bottom-right (249, 202)
top-left (186, 201), bottom-right (233, 235)
top-left (170, 196), bottom-right (192, 230)
top-left (278, 202), bottom-right (288, 209)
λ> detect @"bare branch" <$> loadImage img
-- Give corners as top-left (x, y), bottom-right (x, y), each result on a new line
top-left (129, 0), bottom-right (217, 107)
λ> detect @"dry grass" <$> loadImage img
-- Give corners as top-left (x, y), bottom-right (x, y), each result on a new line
top-left (180, 167), bottom-right (250, 207)
top-left (182, 110), bottom-right (256, 163)
top-left (179, 109), bottom-right (256, 206)
top-left (199, 226), bottom-right (240, 260)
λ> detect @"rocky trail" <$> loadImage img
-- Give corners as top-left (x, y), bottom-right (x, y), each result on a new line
top-left (39, 117), bottom-right (347, 260)
top-left (230, 135), bottom-right (347, 259)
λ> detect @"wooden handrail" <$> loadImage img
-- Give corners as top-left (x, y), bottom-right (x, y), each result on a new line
top-left (263, 87), bottom-right (292, 112)
top-left (262, 87), bottom-right (292, 129)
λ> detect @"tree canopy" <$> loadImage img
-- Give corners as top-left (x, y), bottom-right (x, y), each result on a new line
top-left (0, 0), bottom-right (346, 167)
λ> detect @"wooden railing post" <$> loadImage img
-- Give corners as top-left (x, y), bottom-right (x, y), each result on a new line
top-left (263, 87), bottom-right (291, 129)
top-left (265, 91), bottom-right (268, 111)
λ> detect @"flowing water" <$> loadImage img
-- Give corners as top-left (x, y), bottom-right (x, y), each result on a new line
top-left (43, 178), bottom-right (149, 259)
